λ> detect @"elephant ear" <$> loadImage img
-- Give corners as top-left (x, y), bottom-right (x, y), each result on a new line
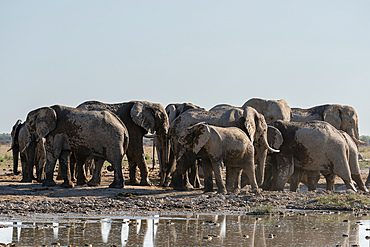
top-left (192, 123), bottom-right (211, 154)
top-left (243, 107), bottom-right (257, 142)
top-left (323, 106), bottom-right (341, 129)
top-left (28, 107), bottom-right (57, 139)
top-left (131, 101), bottom-right (156, 133)
top-left (267, 126), bottom-right (284, 149)
top-left (165, 104), bottom-right (177, 124)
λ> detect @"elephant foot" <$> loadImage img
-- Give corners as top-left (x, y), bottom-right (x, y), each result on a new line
top-left (87, 180), bottom-right (100, 187)
top-left (56, 175), bottom-right (63, 181)
top-left (109, 180), bottom-right (124, 189)
top-left (126, 179), bottom-right (140, 186)
top-left (217, 188), bottom-right (227, 194)
top-left (61, 181), bottom-right (74, 188)
top-left (229, 188), bottom-right (241, 195)
top-left (42, 180), bottom-right (57, 187)
top-left (185, 182), bottom-right (194, 190)
top-left (77, 179), bottom-right (88, 185)
top-left (140, 179), bottom-right (153, 186)
top-left (251, 188), bottom-right (263, 194)
top-left (13, 171), bottom-right (21, 175)
top-left (20, 178), bottom-right (32, 183)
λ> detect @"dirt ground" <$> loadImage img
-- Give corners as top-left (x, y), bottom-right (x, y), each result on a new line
top-left (1, 144), bottom-right (370, 218)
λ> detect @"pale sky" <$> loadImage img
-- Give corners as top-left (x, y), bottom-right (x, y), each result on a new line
top-left (1, 1), bottom-right (369, 134)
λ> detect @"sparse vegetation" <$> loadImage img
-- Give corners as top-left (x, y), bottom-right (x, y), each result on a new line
top-left (314, 193), bottom-right (370, 209)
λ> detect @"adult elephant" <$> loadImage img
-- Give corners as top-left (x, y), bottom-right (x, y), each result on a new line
top-left (264, 120), bottom-right (359, 192)
top-left (158, 103), bottom-right (204, 187)
top-left (24, 105), bottom-right (129, 188)
top-left (287, 130), bottom-right (367, 192)
top-left (9, 120), bottom-right (45, 182)
top-left (169, 106), bottom-right (279, 191)
top-left (242, 98), bottom-right (292, 123)
top-left (291, 104), bottom-right (364, 145)
top-left (77, 100), bottom-right (169, 186)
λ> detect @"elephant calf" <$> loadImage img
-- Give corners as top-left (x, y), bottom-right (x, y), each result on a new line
top-left (265, 120), bottom-right (364, 192)
top-left (177, 123), bottom-right (258, 194)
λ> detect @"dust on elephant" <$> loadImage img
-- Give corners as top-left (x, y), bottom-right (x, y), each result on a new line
top-left (264, 120), bottom-right (358, 192)
top-left (291, 104), bottom-right (364, 145)
top-left (77, 100), bottom-right (169, 186)
top-left (169, 106), bottom-right (279, 191)
top-left (177, 123), bottom-right (257, 194)
top-left (288, 130), bottom-right (368, 192)
top-left (160, 103), bottom-right (204, 187)
top-left (242, 98), bottom-right (292, 123)
top-left (9, 120), bottom-right (45, 182)
top-left (25, 105), bottom-right (129, 188)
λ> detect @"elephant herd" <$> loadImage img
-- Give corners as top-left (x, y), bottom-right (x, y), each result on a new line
top-left (9, 98), bottom-right (369, 194)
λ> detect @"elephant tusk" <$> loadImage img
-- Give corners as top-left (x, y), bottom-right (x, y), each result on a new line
top-left (352, 136), bottom-right (366, 145)
top-left (21, 142), bottom-right (31, 153)
top-left (263, 137), bottom-right (280, 153)
top-left (145, 133), bottom-right (157, 139)
top-left (7, 147), bottom-right (13, 152)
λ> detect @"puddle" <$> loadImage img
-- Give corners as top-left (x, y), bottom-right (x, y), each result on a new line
top-left (1, 212), bottom-right (370, 246)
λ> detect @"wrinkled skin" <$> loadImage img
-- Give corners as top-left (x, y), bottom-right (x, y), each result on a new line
top-left (265, 120), bottom-right (358, 192)
top-left (291, 104), bottom-right (363, 145)
top-left (25, 105), bottom-right (129, 188)
top-left (77, 101), bottom-right (169, 186)
top-left (288, 131), bottom-right (368, 192)
top-left (242, 98), bottom-right (292, 123)
top-left (160, 103), bottom-right (204, 187)
top-left (10, 120), bottom-right (45, 182)
top-left (177, 123), bottom-right (257, 194)
top-left (169, 106), bottom-right (278, 191)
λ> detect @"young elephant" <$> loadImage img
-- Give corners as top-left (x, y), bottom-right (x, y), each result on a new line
top-left (265, 120), bottom-right (359, 192)
top-left (177, 123), bottom-right (258, 194)
top-left (25, 105), bottom-right (129, 188)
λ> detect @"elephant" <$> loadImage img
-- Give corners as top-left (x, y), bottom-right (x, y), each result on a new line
top-left (242, 98), bottom-right (292, 123)
top-left (176, 123), bottom-right (257, 193)
top-left (24, 105), bottom-right (129, 188)
top-left (168, 106), bottom-right (279, 191)
top-left (77, 100), bottom-right (169, 186)
top-left (165, 103), bottom-right (204, 124)
top-left (159, 103), bottom-right (204, 187)
top-left (291, 104), bottom-right (364, 145)
top-left (288, 130), bottom-right (368, 192)
top-left (9, 120), bottom-right (45, 182)
top-left (263, 120), bottom-right (359, 192)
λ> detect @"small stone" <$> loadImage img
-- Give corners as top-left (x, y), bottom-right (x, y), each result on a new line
top-left (342, 234), bottom-right (349, 238)
top-left (50, 243), bottom-right (61, 246)
top-left (275, 225), bottom-right (280, 228)
top-left (365, 236), bottom-right (370, 240)
top-left (343, 220), bottom-right (349, 223)
top-left (267, 234), bottom-right (274, 239)
top-left (203, 236), bottom-right (212, 240)
top-left (243, 235), bottom-right (249, 238)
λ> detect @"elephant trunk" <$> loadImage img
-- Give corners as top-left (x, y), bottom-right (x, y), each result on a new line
top-left (12, 146), bottom-right (20, 175)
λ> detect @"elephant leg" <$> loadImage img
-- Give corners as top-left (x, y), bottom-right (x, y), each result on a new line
top-left (12, 148), bottom-right (21, 175)
top-left (88, 158), bottom-right (104, 186)
top-left (43, 155), bottom-right (58, 187)
top-left (333, 161), bottom-right (357, 192)
top-left (201, 159), bottom-right (214, 193)
top-left (226, 167), bottom-right (242, 194)
top-left (352, 173), bottom-right (369, 192)
top-left (20, 155), bottom-right (32, 183)
top-left (242, 152), bottom-right (258, 191)
top-left (212, 161), bottom-right (227, 194)
top-left (322, 172), bottom-right (335, 191)
top-left (289, 168), bottom-right (303, 192)
top-left (75, 156), bottom-right (88, 185)
top-left (306, 170), bottom-right (320, 191)
top-left (59, 151), bottom-right (74, 188)
top-left (109, 156), bottom-right (125, 189)
top-left (366, 170), bottom-right (370, 186)
top-left (189, 162), bottom-right (201, 189)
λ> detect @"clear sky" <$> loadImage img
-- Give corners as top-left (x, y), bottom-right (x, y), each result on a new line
top-left (1, 1), bottom-right (369, 134)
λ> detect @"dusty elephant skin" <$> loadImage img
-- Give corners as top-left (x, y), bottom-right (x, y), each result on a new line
top-left (168, 106), bottom-right (279, 191)
top-left (77, 101), bottom-right (169, 186)
top-left (177, 123), bottom-right (257, 194)
top-left (9, 120), bottom-right (45, 182)
top-left (25, 105), bottom-right (129, 189)
top-left (264, 120), bottom-right (366, 192)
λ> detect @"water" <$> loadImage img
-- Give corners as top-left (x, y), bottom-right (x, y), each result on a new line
top-left (1, 212), bottom-right (370, 246)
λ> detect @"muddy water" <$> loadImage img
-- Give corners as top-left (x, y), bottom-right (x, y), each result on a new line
top-left (1, 212), bottom-right (370, 246)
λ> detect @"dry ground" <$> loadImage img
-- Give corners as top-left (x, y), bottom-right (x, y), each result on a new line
top-left (1, 143), bottom-right (370, 217)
